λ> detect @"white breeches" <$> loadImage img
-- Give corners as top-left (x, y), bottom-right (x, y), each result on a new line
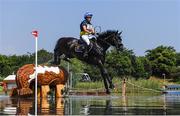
top-left (81, 35), bottom-right (95, 45)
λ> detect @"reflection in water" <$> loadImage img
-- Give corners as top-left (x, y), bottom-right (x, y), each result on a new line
top-left (0, 94), bottom-right (180, 115)
top-left (0, 96), bottom-right (34, 115)
top-left (122, 95), bottom-right (127, 114)
top-left (104, 99), bottom-right (112, 115)
top-left (0, 96), bottom-right (65, 115)
top-left (16, 98), bottom-right (34, 115)
top-left (163, 94), bottom-right (167, 115)
top-left (38, 97), bottom-right (64, 115)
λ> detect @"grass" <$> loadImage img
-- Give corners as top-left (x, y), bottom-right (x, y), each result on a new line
top-left (176, 81), bottom-right (180, 84)
top-left (73, 77), bottom-right (164, 94)
top-left (0, 86), bottom-right (3, 92)
top-left (125, 78), bottom-right (162, 93)
top-left (74, 81), bottom-right (104, 90)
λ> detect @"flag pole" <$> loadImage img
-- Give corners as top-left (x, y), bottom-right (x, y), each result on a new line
top-left (35, 35), bottom-right (38, 115)
top-left (32, 30), bottom-right (38, 115)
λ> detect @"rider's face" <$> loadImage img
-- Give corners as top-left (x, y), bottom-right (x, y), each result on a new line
top-left (86, 17), bottom-right (92, 22)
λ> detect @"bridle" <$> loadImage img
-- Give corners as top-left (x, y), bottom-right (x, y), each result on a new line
top-left (98, 33), bottom-right (120, 48)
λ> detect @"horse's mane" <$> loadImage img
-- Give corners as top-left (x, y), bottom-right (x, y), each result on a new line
top-left (98, 30), bottom-right (117, 39)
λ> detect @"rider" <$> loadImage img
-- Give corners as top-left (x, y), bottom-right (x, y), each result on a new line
top-left (80, 12), bottom-right (95, 58)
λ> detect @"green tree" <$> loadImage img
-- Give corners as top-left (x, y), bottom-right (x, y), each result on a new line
top-left (0, 49), bottom-right (53, 77)
top-left (84, 65), bottom-right (101, 81)
top-left (0, 55), bottom-right (11, 77)
top-left (131, 56), bottom-right (152, 79)
top-left (105, 48), bottom-right (134, 77)
top-left (131, 57), bottom-right (145, 79)
top-left (176, 52), bottom-right (180, 66)
top-left (145, 45), bottom-right (176, 77)
top-left (70, 59), bottom-right (85, 74)
top-left (35, 49), bottom-right (53, 64)
top-left (138, 56), bottom-right (152, 78)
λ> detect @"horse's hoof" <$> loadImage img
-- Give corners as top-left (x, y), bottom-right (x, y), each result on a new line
top-left (109, 84), bottom-right (115, 89)
top-left (106, 90), bottom-right (111, 94)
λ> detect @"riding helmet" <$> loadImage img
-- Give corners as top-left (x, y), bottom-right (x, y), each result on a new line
top-left (84, 12), bottom-right (93, 19)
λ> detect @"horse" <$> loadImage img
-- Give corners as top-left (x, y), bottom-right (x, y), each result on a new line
top-left (53, 30), bottom-right (123, 94)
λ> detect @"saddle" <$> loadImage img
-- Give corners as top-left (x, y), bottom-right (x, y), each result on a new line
top-left (75, 39), bottom-right (87, 53)
top-left (69, 38), bottom-right (102, 55)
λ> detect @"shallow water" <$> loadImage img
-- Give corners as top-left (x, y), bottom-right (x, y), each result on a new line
top-left (0, 94), bottom-right (180, 115)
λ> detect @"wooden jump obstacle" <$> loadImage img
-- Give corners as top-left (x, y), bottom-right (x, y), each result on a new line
top-left (10, 64), bottom-right (68, 98)
top-left (9, 64), bottom-right (129, 97)
top-left (39, 84), bottom-right (65, 98)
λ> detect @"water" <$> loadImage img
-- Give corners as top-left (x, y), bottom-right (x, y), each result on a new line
top-left (0, 94), bottom-right (180, 115)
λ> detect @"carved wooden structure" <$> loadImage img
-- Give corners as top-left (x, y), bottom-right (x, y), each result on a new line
top-left (10, 64), bottom-right (68, 98)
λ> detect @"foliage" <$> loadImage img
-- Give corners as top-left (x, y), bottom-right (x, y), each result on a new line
top-left (83, 64), bottom-right (102, 81)
top-left (0, 86), bottom-right (2, 92)
top-left (37, 49), bottom-right (53, 64)
top-left (135, 56), bottom-right (152, 79)
top-left (145, 45), bottom-right (176, 77)
top-left (131, 57), bottom-right (146, 79)
top-left (0, 49), bottom-right (52, 77)
top-left (0, 55), bottom-right (12, 77)
top-left (0, 75), bottom-right (4, 81)
top-left (70, 59), bottom-right (85, 74)
top-left (105, 48), bottom-right (134, 77)
top-left (0, 45), bottom-right (179, 83)
top-left (105, 48), bottom-right (151, 79)
top-left (175, 52), bottom-right (180, 66)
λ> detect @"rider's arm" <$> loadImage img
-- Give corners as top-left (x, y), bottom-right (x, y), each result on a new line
top-left (82, 25), bottom-right (92, 34)
top-left (91, 28), bottom-right (95, 34)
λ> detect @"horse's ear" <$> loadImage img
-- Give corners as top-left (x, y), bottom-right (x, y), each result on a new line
top-left (116, 30), bottom-right (118, 34)
top-left (118, 31), bottom-right (122, 35)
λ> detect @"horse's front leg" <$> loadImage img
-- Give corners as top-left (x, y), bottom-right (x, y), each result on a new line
top-left (102, 69), bottom-right (115, 89)
top-left (98, 61), bottom-right (112, 94)
top-left (98, 61), bottom-right (115, 90)
top-left (105, 69), bottom-right (115, 89)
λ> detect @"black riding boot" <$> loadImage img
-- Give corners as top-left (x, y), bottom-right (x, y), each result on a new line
top-left (83, 45), bottom-right (89, 58)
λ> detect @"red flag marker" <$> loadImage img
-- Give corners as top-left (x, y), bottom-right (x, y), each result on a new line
top-left (31, 30), bottom-right (38, 38)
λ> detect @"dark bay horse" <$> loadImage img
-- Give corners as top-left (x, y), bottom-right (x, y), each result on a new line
top-left (53, 30), bottom-right (123, 94)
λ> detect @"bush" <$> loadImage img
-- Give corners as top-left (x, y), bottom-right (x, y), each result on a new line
top-left (146, 45), bottom-right (176, 77)
top-left (0, 76), bottom-right (5, 81)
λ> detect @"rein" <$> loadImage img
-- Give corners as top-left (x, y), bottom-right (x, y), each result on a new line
top-left (98, 33), bottom-right (117, 46)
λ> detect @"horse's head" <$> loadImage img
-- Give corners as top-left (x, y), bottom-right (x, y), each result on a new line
top-left (98, 30), bottom-right (124, 51)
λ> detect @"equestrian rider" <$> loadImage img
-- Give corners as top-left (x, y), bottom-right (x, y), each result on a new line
top-left (80, 12), bottom-right (95, 57)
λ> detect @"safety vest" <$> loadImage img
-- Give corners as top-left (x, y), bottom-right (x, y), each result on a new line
top-left (80, 20), bottom-right (93, 36)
